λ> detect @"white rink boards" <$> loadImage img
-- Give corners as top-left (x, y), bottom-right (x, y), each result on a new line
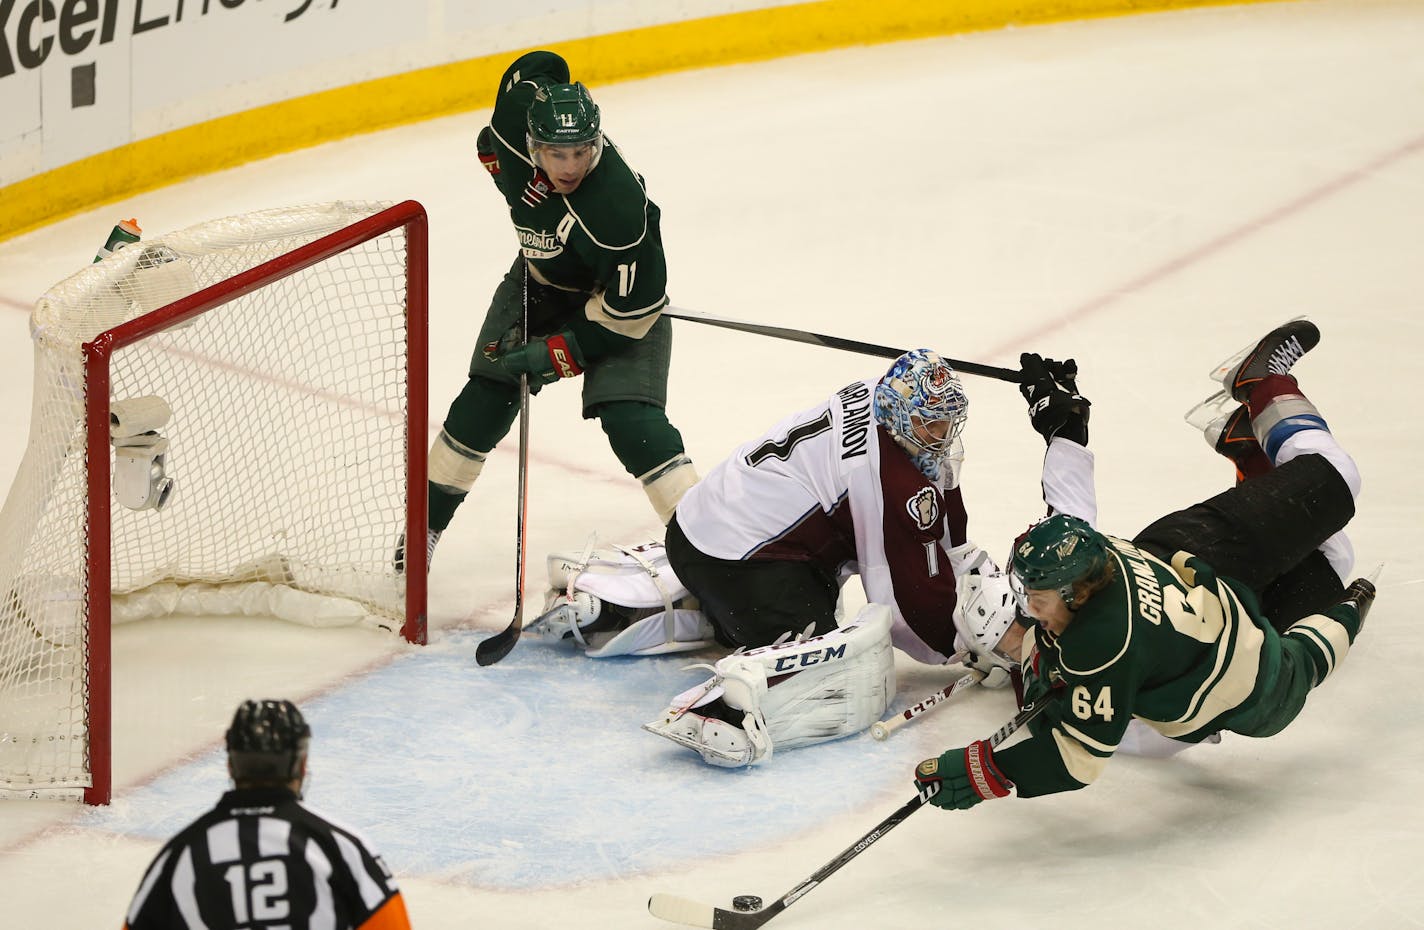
top-left (1, 2), bottom-right (1422, 927)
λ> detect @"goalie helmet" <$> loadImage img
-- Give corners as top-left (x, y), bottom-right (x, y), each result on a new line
top-left (226, 699), bottom-right (311, 786)
top-left (526, 82), bottom-right (604, 171)
top-left (874, 349), bottom-right (968, 481)
top-left (1011, 514), bottom-right (1111, 609)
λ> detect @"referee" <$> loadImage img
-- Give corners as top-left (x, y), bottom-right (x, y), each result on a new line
top-left (123, 699), bottom-right (411, 929)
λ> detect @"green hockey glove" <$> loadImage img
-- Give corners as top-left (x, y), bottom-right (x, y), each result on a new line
top-left (492, 331), bottom-right (585, 386)
top-left (913, 740), bottom-right (1014, 811)
top-left (1019, 352), bottom-right (1090, 445)
top-left (1020, 642), bottom-right (1049, 705)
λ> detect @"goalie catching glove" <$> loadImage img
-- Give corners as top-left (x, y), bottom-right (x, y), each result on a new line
top-left (1019, 353), bottom-right (1090, 445)
top-left (914, 740), bottom-right (1013, 810)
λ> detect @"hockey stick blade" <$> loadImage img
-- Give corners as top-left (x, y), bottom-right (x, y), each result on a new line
top-left (474, 622), bottom-right (521, 666)
top-left (649, 691), bottom-right (1061, 928)
top-left (648, 893), bottom-right (777, 930)
top-left (663, 306), bottom-right (1021, 383)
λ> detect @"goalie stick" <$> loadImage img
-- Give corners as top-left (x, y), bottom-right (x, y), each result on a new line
top-left (870, 668), bottom-right (984, 740)
top-left (647, 689), bottom-right (1059, 929)
top-left (475, 265), bottom-right (533, 667)
top-left (662, 306), bottom-right (1022, 383)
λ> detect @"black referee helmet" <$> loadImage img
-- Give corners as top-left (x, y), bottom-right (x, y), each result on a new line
top-left (226, 699), bottom-right (311, 786)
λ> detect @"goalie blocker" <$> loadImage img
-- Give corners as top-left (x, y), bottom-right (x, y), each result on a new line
top-left (642, 604), bottom-right (895, 767)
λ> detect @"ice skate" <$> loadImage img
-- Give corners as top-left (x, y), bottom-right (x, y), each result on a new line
top-left (1185, 392), bottom-right (1257, 462)
top-left (393, 528), bottom-right (442, 573)
top-left (1209, 317), bottom-right (1320, 402)
top-left (527, 591), bottom-right (619, 646)
top-left (1338, 575), bottom-right (1378, 629)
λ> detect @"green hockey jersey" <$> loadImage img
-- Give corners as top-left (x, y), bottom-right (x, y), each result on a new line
top-left (995, 536), bottom-right (1285, 797)
top-left (480, 51), bottom-right (669, 349)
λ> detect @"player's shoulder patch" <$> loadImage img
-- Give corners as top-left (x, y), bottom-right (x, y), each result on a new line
top-left (904, 487), bottom-right (940, 531)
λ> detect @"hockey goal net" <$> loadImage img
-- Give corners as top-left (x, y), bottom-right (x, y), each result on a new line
top-left (0, 201), bottom-right (428, 804)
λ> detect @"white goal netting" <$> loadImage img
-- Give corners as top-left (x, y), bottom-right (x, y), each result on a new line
top-left (0, 201), bottom-right (425, 801)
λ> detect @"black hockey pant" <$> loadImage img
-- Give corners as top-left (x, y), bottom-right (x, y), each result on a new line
top-left (664, 514), bottom-right (840, 649)
top-left (1132, 453), bottom-right (1355, 633)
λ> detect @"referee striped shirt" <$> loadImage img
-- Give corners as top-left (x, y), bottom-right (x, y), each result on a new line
top-left (123, 786), bottom-right (410, 930)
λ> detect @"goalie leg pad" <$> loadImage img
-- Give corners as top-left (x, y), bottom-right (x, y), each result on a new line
top-left (584, 609), bottom-right (716, 658)
top-left (546, 539), bottom-right (690, 608)
top-left (643, 604), bottom-right (895, 766)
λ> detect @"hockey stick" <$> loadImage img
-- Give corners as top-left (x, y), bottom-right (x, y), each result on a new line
top-left (870, 668), bottom-right (984, 740)
top-left (475, 267), bottom-right (533, 667)
top-left (647, 690), bottom-right (1058, 929)
top-left (662, 306), bottom-right (1021, 383)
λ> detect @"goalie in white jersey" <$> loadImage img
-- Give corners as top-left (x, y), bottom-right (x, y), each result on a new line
top-left (632, 350), bottom-right (1021, 767)
top-left (665, 348), bottom-right (979, 663)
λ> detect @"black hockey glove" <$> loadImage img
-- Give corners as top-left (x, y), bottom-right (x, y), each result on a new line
top-left (1018, 353), bottom-right (1090, 446)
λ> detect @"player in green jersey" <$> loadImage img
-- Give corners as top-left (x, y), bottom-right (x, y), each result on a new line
top-left (414, 51), bottom-right (697, 568)
top-left (913, 320), bottom-right (1376, 808)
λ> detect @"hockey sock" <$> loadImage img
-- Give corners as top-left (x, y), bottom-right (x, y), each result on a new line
top-left (428, 484), bottom-right (467, 532)
top-left (1283, 604), bottom-right (1358, 685)
top-left (1247, 375), bottom-right (1329, 462)
top-left (1214, 404), bottom-right (1272, 483)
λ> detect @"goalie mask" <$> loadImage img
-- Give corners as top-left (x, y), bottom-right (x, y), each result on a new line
top-left (874, 349), bottom-right (968, 482)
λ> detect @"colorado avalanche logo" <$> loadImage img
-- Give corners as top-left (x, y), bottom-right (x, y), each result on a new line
top-left (920, 362), bottom-right (957, 403)
top-left (906, 487), bottom-right (940, 531)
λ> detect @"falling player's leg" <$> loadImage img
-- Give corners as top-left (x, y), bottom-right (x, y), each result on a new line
top-left (1138, 324), bottom-right (1358, 592)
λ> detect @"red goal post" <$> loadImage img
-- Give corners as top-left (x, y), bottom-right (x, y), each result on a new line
top-left (0, 201), bottom-right (428, 805)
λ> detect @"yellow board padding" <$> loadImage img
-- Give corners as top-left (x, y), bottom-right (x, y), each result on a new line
top-left (0, 0), bottom-right (1287, 243)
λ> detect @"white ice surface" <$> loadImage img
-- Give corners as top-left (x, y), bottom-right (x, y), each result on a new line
top-left (2, 1), bottom-right (1423, 927)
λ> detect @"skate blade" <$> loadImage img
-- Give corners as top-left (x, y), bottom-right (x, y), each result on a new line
top-left (1205, 314), bottom-right (1310, 386)
top-left (1183, 390), bottom-right (1235, 431)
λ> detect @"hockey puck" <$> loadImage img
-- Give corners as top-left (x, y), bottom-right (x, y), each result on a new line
top-left (732, 895), bottom-right (763, 912)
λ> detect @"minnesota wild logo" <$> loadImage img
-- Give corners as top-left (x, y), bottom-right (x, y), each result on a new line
top-left (516, 225), bottom-right (562, 259)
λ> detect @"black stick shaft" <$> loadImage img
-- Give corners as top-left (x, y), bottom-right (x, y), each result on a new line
top-left (475, 268), bottom-right (533, 667)
top-left (651, 691), bottom-right (1060, 929)
top-left (767, 690), bottom-right (1052, 912)
top-left (663, 306), bottom-right (1021, 383)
